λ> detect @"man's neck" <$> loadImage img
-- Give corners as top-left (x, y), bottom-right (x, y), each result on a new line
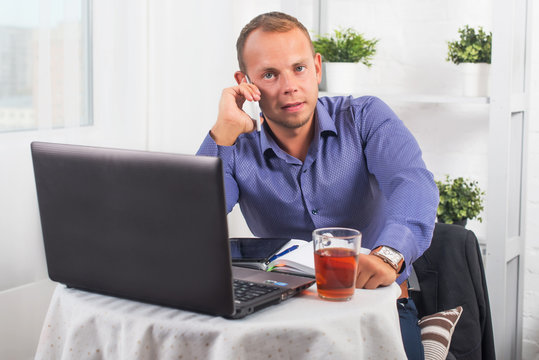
top-left (266, 115), bottom-right (316, 162)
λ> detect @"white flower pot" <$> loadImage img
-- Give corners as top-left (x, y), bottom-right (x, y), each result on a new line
top-left (460, 63), bottom-right (490, 97)
top-left (324, 62), bottom-right (368, 95)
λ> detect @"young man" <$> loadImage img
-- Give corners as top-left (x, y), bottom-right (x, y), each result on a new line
top-left (197, 12), bottom-right (438, 359)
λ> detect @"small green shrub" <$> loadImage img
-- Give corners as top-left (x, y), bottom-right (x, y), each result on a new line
top-left (313, 28), bottom-right (378, 66)
top-left (447, 25), bottom-right (492, 65)
top-left (436, 175), bottom-right (485, 224)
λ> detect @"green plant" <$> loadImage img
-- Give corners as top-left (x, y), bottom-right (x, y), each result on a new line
top-left (313, 28), bottom-right (378, 66)
top-left (436, 175), bottom-right (485, 224)
top-left (447, 25), bottom-right (492, 65)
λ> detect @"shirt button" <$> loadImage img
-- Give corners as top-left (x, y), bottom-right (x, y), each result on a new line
top-left (311, 209), bottom-right (319, 215)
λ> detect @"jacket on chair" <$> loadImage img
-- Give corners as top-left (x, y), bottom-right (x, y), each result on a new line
top-left (411, 223), bottom-right (495, 360)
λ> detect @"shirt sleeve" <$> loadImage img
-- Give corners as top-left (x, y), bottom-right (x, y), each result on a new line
top-left (357, 97), bottom-right (439, 282)
top-left (196, 132), bottom-right (239, 213)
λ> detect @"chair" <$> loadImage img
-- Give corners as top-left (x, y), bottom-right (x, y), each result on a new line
top-left (410, 223), bottom-right (496, 360)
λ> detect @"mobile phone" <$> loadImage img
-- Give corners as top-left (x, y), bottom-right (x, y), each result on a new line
top-left (244, 75), bottom-right (262, 131)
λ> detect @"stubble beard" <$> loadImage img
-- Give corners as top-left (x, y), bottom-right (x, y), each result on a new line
top-left (271, 114), bottom-right (312, 129)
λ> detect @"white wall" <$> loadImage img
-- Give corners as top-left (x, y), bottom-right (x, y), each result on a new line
top-left (146, 1), bottom-right (235, 155)
top-left (522, 2), bottom-right (539, 358)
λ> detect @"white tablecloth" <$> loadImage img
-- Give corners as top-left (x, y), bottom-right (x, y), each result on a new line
top-left (35, 283), bottom-right (406, 360)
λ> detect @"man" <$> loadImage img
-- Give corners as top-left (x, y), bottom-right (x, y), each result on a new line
top-left (197, 12), bottom-right (438, 359)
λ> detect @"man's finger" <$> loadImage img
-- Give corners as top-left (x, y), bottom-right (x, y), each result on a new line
top-left (235, 83), bottom-right (261, 102)
top-left (363, 275), bottom-right (383, 290)
top-left (355, 270), bottom-right (374, 289)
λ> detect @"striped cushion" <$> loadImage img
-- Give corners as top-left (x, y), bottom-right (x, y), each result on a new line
top-left (418, 306), bottom-right (463, 360)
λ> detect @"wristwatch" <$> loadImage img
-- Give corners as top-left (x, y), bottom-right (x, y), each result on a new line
top-left (371, 246), bottom-right (404, 273)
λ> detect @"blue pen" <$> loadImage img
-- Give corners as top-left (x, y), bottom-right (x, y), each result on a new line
top-left (265, 245), bottom-right (299, 265)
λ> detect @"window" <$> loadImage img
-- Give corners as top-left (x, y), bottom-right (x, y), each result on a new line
top-left (0, 0), bottom-right (92, 132)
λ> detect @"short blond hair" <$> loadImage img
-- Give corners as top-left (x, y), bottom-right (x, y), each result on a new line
top-left (236, 12), bottom-right (314, 73)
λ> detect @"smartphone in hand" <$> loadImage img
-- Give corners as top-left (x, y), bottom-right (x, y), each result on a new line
top-left (244, 75), bottom-right (262, 131)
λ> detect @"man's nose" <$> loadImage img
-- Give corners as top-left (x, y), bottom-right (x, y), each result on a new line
top-left (280, 72), bottom-right (298, 95)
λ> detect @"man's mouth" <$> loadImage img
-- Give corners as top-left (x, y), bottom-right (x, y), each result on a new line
top-left (281, 102), bottom-right (305, 112)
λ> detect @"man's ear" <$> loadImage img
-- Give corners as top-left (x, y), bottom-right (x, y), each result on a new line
top-left (234, 71), bottom-right (246, 85)
top-left (314, 53), bottom-right (322, 85)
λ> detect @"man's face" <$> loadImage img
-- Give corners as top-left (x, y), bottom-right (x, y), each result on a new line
top-left (240, 28), bottom-right (322, 130)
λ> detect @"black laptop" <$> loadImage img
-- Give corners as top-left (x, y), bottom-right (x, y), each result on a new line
top-left (30, 141), bottom-right (314, 319)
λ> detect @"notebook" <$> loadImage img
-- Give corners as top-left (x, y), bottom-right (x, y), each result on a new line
top-left (231, 237), bottom-right (316, 277)
top-left (30, 141), bottom-right (315, 319)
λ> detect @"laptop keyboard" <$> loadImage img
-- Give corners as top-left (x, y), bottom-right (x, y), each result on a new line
top-left (233, 279), bottom-right (281, 303)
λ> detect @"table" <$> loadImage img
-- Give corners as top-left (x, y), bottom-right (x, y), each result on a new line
top-left (35, 283), bottom-right (406, 360)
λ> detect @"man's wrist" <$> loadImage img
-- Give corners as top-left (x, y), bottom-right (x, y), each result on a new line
top-left (371, 246), bottom-right (405, 274)
top-left (209, 126), bottom-right (239, 147)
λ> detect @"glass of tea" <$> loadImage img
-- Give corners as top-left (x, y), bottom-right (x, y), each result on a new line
top-left (312, 227), bottom-right (362, 301)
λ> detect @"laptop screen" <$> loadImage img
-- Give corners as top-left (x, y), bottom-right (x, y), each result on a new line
top-left (31, 142), bottom-right (235, 315)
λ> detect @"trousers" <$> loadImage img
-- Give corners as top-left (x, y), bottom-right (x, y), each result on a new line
top-left (397, 297), bottom-right (424, 360)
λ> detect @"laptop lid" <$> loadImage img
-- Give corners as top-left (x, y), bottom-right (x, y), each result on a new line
top-left (31, 141), bottom-right (239, 316)
top-left (31, 142), bottom-right (313, 318)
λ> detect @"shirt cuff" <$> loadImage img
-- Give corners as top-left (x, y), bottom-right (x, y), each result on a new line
top-left (196, 132), bottom-right (236, 165)
top-left (373, 222), bottom-right (416, 285)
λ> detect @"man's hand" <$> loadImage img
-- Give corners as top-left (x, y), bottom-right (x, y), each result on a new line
top-left (210, 82), bottom-right (262, 146)
top-left (355, 254), bottom-right (398, 289)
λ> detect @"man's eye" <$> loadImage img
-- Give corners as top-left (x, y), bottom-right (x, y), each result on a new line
top-left (296, 66), bottom-right (306, 72)
top-left (263, 73), bottom-right (274, 79)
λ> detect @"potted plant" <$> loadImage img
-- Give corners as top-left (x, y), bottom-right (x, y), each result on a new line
top-left (313, 28), bottom-right (378, 94)
top-left (435, 175), bottom-right (485, 227)
top-left (446, 25), bottom-right (492, 97)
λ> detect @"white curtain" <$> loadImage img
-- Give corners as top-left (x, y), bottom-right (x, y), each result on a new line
top-left (0, 1), bottom-right (148, 356)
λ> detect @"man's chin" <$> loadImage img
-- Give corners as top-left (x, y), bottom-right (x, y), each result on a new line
top-left (264, 109), bottom-right (315, 130)
top-left (267, 116), bottom-right (311, 130)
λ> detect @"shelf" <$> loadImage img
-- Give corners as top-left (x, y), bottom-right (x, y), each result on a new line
top-left (319, 91), bottom-right (491, 105)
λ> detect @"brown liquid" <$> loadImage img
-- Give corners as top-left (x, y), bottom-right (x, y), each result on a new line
top-left (314, 247), bottom-right (359, 300)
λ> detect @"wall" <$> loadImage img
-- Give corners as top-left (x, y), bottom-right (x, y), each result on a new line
top-left (522, 2), bottom-right (539, 358)
top-left (146, 1), bottom-right (236, 155)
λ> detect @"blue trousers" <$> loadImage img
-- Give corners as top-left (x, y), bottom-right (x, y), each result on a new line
top-left (397, 298), bottom-right (424, 360)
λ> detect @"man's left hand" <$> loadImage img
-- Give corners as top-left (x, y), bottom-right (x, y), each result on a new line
top-left (355, 254), bottom-right (398, 289)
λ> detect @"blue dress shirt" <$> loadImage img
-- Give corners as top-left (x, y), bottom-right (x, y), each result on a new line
top-left (197, 96), bottom-right (439, 283)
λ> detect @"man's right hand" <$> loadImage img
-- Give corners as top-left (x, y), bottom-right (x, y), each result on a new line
top-left (210, 82), bottom-right (261, 146)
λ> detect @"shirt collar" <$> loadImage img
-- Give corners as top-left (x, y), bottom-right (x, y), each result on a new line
top-left (260, 99), bottom-right (338, 159)
top-left (315, 100), bottom-right (338, 136)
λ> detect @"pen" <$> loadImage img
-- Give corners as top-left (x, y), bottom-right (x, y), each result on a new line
top-left (265, 245), bottom-right (299, 265)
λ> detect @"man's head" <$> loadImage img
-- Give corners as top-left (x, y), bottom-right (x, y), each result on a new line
top-left (234, 12), bottom-right (322, 132)
top-left (236, 12), bottom-right (314, 74)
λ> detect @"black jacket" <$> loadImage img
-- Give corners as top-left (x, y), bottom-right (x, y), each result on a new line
top-left (411, 223), bottom-right (495, 360)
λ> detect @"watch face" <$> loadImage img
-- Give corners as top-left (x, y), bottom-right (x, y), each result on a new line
top-left (380, 247), bottom-right (402, 263)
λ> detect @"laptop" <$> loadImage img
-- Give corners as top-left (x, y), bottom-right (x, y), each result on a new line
top-left (30, 141), bottom-right (314, 319)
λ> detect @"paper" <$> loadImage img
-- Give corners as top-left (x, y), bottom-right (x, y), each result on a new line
top-left (267, 239), bottom-right (315, 276)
